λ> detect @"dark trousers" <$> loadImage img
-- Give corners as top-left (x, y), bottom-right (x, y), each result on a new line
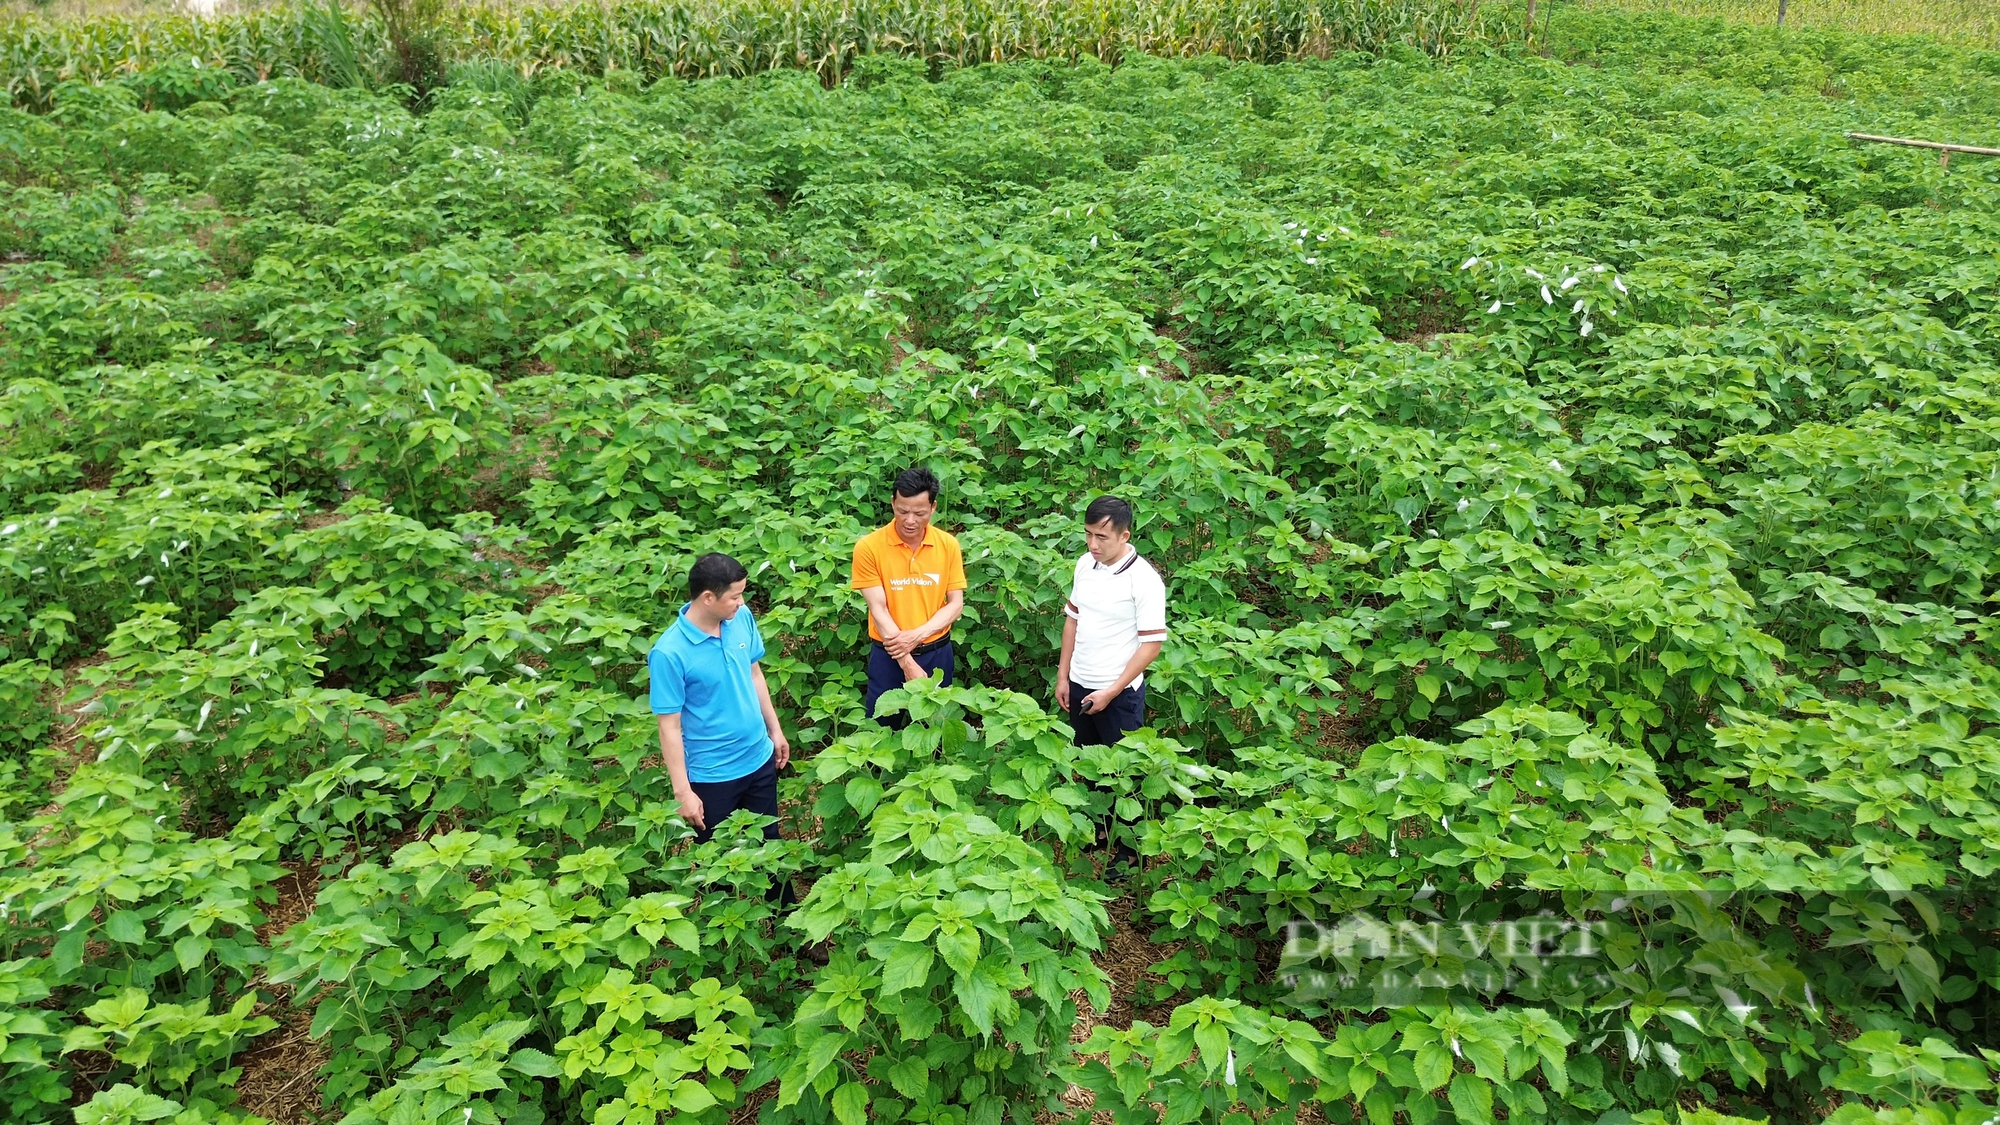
top-left (689, 755), bottom-right (793, 905)
top-left (1068, 681), bottom-right (1146, 746)
top-left (1071, 681), bottom-right (1146, 859)
top-left (865, 641), bottom-right (954, 729)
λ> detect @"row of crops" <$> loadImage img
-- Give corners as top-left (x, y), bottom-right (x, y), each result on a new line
top-left (4, 8), bottom-right (2000, 1125)
top-left (0, 0), bottom-right (1493, 110)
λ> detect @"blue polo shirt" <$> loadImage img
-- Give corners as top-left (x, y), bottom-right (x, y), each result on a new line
top-left (647, 604), bottom-right (773, 784)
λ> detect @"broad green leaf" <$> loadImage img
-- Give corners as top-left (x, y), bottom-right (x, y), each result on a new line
top-left (881, 940), bottom-right (934, 995)
top-left (1450, 1073), bottom-right (1494, 1125)
top-left (831, 1080), bottom-right (869, 1125)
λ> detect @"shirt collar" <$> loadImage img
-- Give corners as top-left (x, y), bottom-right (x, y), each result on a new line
top-left (675, 602), bottom-right (719, 644)
top-left (1093, 547), bottom-right (1137, 571)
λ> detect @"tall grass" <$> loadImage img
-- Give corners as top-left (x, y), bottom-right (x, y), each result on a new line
top-left (301, 0), bottom-right (363, 85)
top-left (0, 0), bottom-right (1495, 107)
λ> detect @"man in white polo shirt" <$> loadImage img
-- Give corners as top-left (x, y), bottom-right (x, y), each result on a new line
top-left (1056, 495), bottom-right (1168, 748)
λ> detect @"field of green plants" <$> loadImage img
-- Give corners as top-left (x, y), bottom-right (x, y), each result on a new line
top-left (3, 8), bottom-right (2000, 1125)
top-left (0, 0), bottom-right (1494, 110)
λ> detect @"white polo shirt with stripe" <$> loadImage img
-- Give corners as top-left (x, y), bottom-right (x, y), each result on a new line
top-left (1064, 548), bottom-right (1168, 690)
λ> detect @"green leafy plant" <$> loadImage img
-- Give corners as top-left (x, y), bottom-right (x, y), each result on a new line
top-left (0, 16), bottom-right (1998, 1125)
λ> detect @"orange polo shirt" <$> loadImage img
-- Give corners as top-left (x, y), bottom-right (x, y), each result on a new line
top-left (850, 522), bottom-right (968, 643)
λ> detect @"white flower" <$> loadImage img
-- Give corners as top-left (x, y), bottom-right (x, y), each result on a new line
top-left (1580, 319), bottom-right (1594, 336)
top-left (1488, 299), bottom-right (1503, 313)
top-left (422, 388), bottom-right (437, 411)
top-left (1460, 256), bottom-right (1478, 270)
top-left (1337, 225), bottom-right (1352, 235)
top-left (1456, 498), bottom-right (1471, 512)
top-left (1318, 233), bottom-right (1328, 241)
top-left (1489, 620), bottom-right (1512, 629)
top-left (1573, 299), bottom-right (1585, 313)
top-left (1560, 275), bottom-right (1580, 291)
top-left (1592, 264), bottom-right (1606, 272)
top-left (158, 487), bottom-right (173, 499)
top-left (1284, 222), bottom-right (1297, 230)
top-left (136, 575), bottom-right (154, 586)
top-left (1541, 285), bottom-right (1554, 304)
top-left (1305, 257), bottom-right (1317, 265)
top-left (1067, 424), bottom-right (1086, 437)
top-left (1548, 459), bottom-right (1563, 472)
top-left (0, 524), bottom-right (15, 536)
top-left (1336, 403), bottom-right (1351, 416)
top-left (1613, 276), bottom-right (1627, 293)
top-left (1089, 236), bottom-right (1097, 247)
top-left (1525, 267), bottom-right (1544, 279)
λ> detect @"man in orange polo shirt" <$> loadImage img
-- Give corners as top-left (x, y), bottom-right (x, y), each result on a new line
top-left (851, 467), bottom-right (967, 727)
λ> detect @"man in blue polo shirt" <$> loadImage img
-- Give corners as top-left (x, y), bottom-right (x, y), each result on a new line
top-left (649, 552), bottom-right (791, 847)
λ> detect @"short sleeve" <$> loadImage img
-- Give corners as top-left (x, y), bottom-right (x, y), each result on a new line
top-left (850, 536), bottom-right (881, 591)
top-left (648, 646), bottom-right (685, 715)
top-left (946, 537), bottom-right (968, 592)
top-left (1136, 568), bottom-right (1167, 639)
top-left (745, 613), bottom-right (767, 663)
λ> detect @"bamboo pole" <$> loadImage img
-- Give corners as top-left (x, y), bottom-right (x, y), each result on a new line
top-left (1845, 132), bottom-right (2000, 158)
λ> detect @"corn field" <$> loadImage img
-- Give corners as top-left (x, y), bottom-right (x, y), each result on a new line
top-left (0, 0), bottom-right (1494, 107)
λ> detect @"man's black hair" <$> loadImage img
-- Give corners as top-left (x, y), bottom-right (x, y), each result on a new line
top-left (894, 466), bottom-right (941, 505)
top-left (1084, 495), bottom-right (1134, 533)
top-left (688, 552), bottom-right (749, 601)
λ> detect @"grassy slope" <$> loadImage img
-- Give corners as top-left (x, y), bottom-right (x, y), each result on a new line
top-left (1576, 0), bottom-right (2000, 47)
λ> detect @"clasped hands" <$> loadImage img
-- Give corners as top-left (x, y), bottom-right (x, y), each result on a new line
top-left (882, 627), bottom-right (938, 682)
top-left (1054, 679), bottom-right (1117, 715)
